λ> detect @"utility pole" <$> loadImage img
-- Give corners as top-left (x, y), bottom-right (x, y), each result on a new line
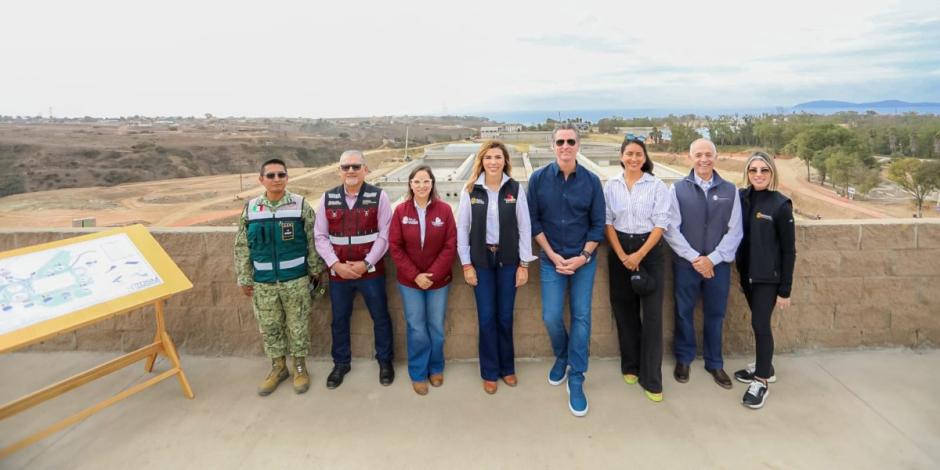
top-left (404, 125), bottom-right (410, 160)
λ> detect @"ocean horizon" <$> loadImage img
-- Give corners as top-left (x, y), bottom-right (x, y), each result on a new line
top-left (478, 105), bottom-right (940, 125)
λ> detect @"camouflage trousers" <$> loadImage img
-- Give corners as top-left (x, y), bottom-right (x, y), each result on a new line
top-left (251, 276), bottom-right (311, 358)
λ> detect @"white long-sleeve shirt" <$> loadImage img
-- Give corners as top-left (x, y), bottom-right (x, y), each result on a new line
top-left (456, 173), bottom-right (538, 266)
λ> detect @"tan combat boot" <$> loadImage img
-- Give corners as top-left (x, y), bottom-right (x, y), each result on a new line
top-left (258, 356), bottom-right (289, 396)
top-left (293, 356), bottom-right (310, 394)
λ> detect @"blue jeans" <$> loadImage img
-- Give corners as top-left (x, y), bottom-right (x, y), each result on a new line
top-left (473, 264), bottom-right (518, 381)
top-left (397, 283), bottom-right (450, 382)
top-left (329, 275), bottom-right (394, 365)
top-left (539, 253), bottom-right (597, 380)
top-left (673, 261), bottom-right (731, 370)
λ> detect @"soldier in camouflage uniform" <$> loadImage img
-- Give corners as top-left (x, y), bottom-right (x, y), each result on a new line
top-left (235, 158), bottom-right (325, 396)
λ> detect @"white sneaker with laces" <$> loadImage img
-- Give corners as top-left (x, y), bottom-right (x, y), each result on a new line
top-left (742, 379), bottom-right (769, 409)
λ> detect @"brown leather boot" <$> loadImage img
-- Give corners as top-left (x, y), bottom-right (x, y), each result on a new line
top-left (258, 357), bottom-right (289, 396)
top-left (293, 356), bottom-right (310, 394)
top-left (429, 374), bottom-right (444, 387)
top-left (412, 381), bottom-right (429, 395)
top-left (483, 380), bottom-right (498, 394)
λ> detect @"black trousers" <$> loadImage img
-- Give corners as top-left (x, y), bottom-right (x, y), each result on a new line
top-left (608, 232), bottom-right (665, 393)
top-left (744, 283), bottom-right (777, 379)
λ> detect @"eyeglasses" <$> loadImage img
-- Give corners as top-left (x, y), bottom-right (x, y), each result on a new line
top-left (748, 167), bottom-right (772, 174)
top-left (555, 139), bottom-right (577, 147)
top-left (264, 172), bottom-right (287, 180)
top-left (625, 133), bottom-right (646, 142)
top-left (340, 164), bottom-right (363, 172)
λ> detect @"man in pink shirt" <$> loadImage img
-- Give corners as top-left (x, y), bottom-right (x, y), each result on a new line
top-left (314, 150), bottom-right (395, 389)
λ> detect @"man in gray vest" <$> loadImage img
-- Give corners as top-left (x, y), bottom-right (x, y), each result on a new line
top-left (664, 138), bottom-right (742, 389)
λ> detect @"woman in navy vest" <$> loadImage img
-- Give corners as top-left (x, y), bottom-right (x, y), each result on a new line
top-left (734, 151), bottom-right (796, 409)
top-left (457, 140), bottom-right (538, 394)
top-left (603, 135), bottom-right (671, 402)
top-left (389, 165), bottom-right (457, 396)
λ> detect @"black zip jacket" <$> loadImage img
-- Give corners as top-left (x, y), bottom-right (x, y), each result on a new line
top-left (735, 187), bottom-right (796, 298)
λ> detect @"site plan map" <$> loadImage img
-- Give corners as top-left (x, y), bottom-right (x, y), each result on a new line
top-left (0, 233), bottom-right (163, 335)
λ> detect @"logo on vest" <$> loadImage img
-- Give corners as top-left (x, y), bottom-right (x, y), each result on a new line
top-left (253, 204), bottom-right (265, 212)
top-left (402, 216), bottom-right (419, 225)
top-left (504, 193), bottom-right (516, 204)
top-left (363, 192), bottom-right (377, 198)
top-left (756, 212), bottom-right (774, 221)
top-left (327, 200), bottom-right (342, 206)
top-left (470, 197), bottom-right (485, 205)
top-left (327, 193), bottom-right (341, 199)
top-left (280, 222), bottom-right (295, 241)
top-left (431, 217), bottom-right (444, 227)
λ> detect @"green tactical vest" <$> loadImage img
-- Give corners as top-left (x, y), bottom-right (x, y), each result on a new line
top-left (246, 194), bottom-right (308, 283)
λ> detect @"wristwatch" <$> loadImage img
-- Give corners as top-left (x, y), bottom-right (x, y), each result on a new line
top-left (580, 250), bottom-right (593, 263)
top-left (363, 260), bottom-right (374, 272)
top-left (519, 261), bottom-right (529, 268)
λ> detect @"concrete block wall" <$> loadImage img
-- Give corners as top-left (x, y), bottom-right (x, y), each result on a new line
top-left (3, 220), bottom-right (938, 359)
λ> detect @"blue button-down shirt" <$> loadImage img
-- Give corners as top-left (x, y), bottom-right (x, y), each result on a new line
top-left (527, 161), bottom-right (606, 258)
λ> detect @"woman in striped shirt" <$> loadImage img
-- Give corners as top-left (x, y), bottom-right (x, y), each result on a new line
top-left (603, 135), bottom-right (671, 402)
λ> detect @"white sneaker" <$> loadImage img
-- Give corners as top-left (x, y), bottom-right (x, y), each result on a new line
top-left (742, 379), bottom-right (769, 409)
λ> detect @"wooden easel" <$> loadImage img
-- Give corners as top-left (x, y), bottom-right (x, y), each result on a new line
top-left (0, 225), bottom-right (195, 459)
top-left (0, 298), bottom-right (193, 458)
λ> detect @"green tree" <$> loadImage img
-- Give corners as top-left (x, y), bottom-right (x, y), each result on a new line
top-left (887, 159), bottom-right (940, 217)
top-left (651, 126), bottom-right (663, 144)
top-left (597, 117), bottom-right (625, 134)
top-left (826, 150), bottom-right (862, 196)
top-left (668, 125), bottom-right (701, 153)
top-left (788, 124), bottom-right (865, 182)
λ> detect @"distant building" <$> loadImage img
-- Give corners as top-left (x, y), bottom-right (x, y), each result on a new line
top-left (480, 126), bottom-right (500, 139)
top-left (501, 124), bottom-right (522, 133)
top-left (618, 127), bottom-right (655, 139)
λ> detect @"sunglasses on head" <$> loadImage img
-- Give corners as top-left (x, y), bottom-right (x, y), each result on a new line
top-left (625, 133), bottom-right (647, 143)
top-left (748, 167), bottom-right (772, 174)
top-left (555, 139), bottom-right (577, 147)
top-left (340, 164), bottom-right (363, 171)
top-left (264, 172), bottom-right (287, 180)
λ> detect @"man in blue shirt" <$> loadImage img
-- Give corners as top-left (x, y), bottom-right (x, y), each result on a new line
top-left (527, 124), bottom-right (606, 417)
top-left (664, 138), bottom-right (743, 389)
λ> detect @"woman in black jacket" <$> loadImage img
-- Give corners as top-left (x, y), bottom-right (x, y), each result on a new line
top-left (734, 151), bottom-right (796, 409)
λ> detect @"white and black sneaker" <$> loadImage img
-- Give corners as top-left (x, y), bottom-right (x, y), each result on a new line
top-left (734, 363), bottom-right (776, 384)
top-left (742, 379), bottom-right (769, 409)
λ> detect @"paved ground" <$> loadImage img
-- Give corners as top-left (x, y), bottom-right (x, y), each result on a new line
top-left (1, 349), bottom-right (938, 469)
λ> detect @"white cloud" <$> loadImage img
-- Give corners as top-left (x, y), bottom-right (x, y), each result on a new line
top-left (1, 0), bottom-right (938, 117)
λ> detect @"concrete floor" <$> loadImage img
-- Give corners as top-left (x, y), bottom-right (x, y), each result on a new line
top-left (1, 349), bottom-right (938, 469)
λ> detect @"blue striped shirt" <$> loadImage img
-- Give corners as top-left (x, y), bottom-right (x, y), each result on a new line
top-left (604, 172), bottom-right (670, 234)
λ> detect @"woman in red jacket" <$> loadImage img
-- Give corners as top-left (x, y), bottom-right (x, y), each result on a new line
top-left (389, 165), bottom-right (457, 395)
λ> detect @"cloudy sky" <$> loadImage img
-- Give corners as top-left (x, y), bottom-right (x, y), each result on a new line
top-left (2, 0), bottom-right (938, 118)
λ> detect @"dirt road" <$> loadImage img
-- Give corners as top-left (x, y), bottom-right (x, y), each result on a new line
top-left (0, 148), bottom-right (419, 228)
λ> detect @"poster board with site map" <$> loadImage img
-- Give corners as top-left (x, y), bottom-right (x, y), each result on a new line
top-left (0, 224), bottom-right (192, 352)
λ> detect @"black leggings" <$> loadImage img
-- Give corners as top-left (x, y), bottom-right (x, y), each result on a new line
top-left (744, 283), bottom-right (778, 379)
